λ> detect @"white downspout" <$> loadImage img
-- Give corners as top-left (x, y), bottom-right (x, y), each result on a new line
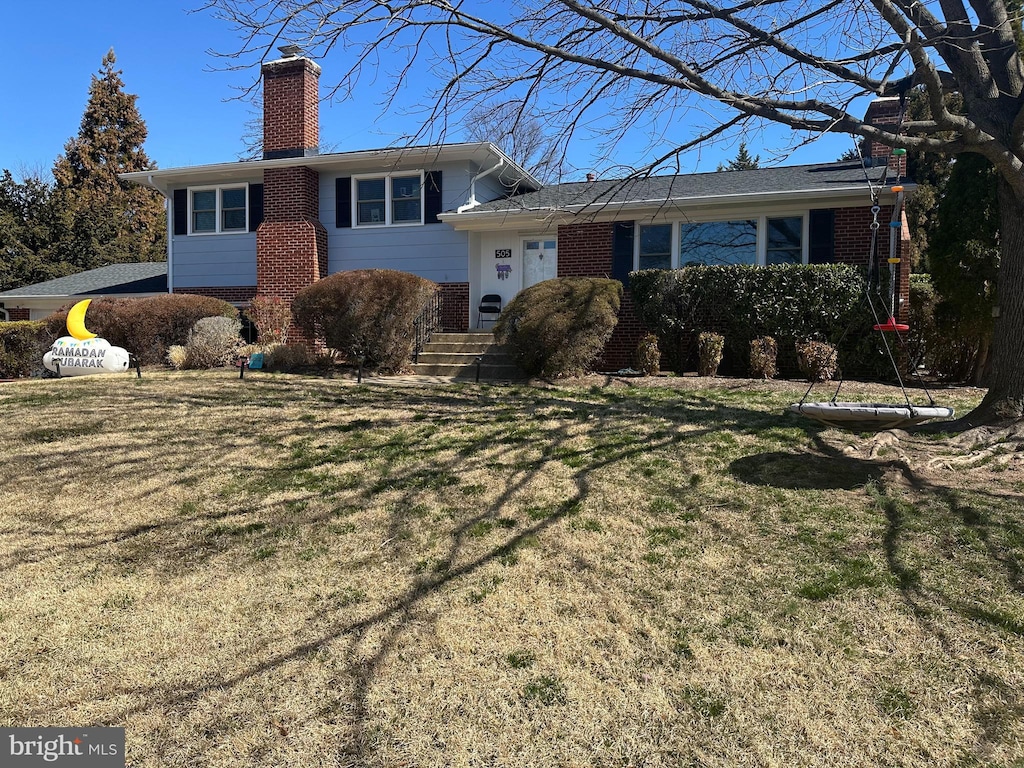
top-left (457, 158), bottom-right (505, 213)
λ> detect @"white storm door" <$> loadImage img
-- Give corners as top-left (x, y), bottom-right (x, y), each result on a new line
top-left (522, 239), bottom-right (557, 289)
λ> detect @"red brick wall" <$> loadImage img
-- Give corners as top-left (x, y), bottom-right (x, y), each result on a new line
top-left (555, 221), bottom-right (643, 370)
top-left (7, 308), bottom-right (30, 321)
top-left (834, 204), bottom-right (910, 321)
top-left (261, 57), bottom-right (320, 157)
top-left (557, 222), bottom-right (614, 277)
top-left (256, 166), bottom-right (327, 344)
top-left (440, 283), bottom-right (469, 332)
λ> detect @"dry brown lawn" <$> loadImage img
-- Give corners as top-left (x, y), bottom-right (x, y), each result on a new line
top-left (1, 370), bottom-right (1022, 767)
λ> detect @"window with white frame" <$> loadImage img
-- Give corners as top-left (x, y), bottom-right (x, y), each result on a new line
top-left (635, 215), bottom-right (806, 269)
top-left (638, 224), bottom-right (673, 270)
top-left (355, 172), bottom-right (423, 226)
top-left (0, 307), bottom-right (8, 322)
top-left (190, 185), bottom-right (248, 234)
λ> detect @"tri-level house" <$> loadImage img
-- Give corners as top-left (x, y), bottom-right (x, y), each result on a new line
top-left (2, 48), bottom-right (911, 369)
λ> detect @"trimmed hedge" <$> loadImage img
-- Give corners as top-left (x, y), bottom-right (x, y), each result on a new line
top-left (630, 264), bottom-right (891, 379)
top-left (292, 269), bottom-right (438, 374)
top-left (0, 321), bottom-right (50, 378)
top-left (494, 277), bottom-right (622, 378)
top-left (44, 294), bottom-right (238, 366)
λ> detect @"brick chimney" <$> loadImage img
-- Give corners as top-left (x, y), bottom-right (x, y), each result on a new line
top-left (863, 97), bottom-right (907, 177)
top-left (262, 45), bottom-right (320, 160)
top-left (256, 46), bottom-right (328, 338)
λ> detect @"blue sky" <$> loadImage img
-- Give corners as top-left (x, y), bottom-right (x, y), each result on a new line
top-left (0, 1), bottom-right (855, 181)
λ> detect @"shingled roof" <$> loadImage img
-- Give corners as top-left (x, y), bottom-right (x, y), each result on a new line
top-left (0, 262), bottom-right (168, 299)
top-left (445, 160), bottom-right (900, 218)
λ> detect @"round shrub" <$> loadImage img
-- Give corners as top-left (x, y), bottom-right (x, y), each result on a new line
top-left (635, 332), bottom-right (661, 376)
top-left (697, 331), bottom-right (725, 377)
top-left (796, 340), bottom-right (839, 382)
top-left (749, 336), bottom-right (778, 379)
top-left (494, 277), bottom-right (622, 379)
top-left (182, 316), bottom-right (243, 369)
top-left (0, 321), bottom-right (50, 378)
top-left (292, 270), bottom-right (438, 374)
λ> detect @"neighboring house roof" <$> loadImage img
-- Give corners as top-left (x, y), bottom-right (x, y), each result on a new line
top-left (0, 262), bottom-right (168, 300)
top-left (121, 142), bottom-right (542, 194)
top-left (441, 160), bottom-right (910, 228)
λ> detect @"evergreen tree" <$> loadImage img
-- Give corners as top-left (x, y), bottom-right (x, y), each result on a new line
top-left (51, 49), bottom-right (165, 271)
top-left (717, 142), bottom-right (760, 171)
top-left (0, 170), bottom-right (70, 292)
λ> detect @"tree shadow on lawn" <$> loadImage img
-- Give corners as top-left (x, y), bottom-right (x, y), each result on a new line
top-left (728, 432), bottom-right (1024, 761)
top-left (8, 379), bottom-right (747, 764)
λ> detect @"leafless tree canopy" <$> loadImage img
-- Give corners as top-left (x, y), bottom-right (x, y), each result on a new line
top-left (202, 0), bottom-right (1023, 180)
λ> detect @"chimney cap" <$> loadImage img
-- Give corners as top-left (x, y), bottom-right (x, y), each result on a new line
top-left (278, 44), bottom-right (303, 58)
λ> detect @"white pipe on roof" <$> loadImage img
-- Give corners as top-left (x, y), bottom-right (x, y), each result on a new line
top-left (457, 158), bottom-right (505, 213)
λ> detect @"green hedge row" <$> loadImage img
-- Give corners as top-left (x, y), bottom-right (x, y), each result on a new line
top-left (629, 264), bottom-right (893, 379)
top-left (0, 321), bottom-right (51, 378)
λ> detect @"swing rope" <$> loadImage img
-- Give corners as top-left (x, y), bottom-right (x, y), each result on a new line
top-left (800, 100), bottom-right (939, 414)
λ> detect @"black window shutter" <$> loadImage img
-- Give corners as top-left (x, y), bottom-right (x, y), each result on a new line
top-left (611, 222), bottom-right (635, 285)
top-left (173, 189), bottom-right (188, 236)
top-left (808, 209), bottom-right (835, 264)
top-left (336, 177), bottom-right (352, 228)
top-left (424, 170), bottom-right (443, 223)
top-left (248, 184), bottom-right (264, 231)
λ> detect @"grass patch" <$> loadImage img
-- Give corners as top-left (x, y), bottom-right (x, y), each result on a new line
top-left (1, 372), bottom-right (1016, 767)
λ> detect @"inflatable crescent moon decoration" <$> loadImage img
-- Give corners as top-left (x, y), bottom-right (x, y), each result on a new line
top-left (42, 299), bottom-right (132, 377)
top-left (66, 299), bottom-right (97, 340)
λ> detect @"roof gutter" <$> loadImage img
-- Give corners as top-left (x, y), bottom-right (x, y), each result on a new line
top-left (457, 158), bottom-right (505, 213)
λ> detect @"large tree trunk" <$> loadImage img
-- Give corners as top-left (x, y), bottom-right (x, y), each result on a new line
top-left (954, 177), bottom-right (1024, 426)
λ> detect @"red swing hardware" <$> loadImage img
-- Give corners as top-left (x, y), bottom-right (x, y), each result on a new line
top-left (873, 317), bottom-right (910, 332)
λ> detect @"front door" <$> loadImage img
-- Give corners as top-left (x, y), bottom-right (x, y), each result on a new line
top-left (522, 239), bottom-right (557, 289)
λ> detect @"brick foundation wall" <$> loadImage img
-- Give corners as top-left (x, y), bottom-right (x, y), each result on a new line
top-left (7, 308), bottom-right (30, 321)
top-left (439, 283), bottom-right (469, 332)
top-left (177, 287), bottom-right (257, 304)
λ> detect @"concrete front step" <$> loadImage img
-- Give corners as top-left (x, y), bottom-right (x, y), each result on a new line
top-left (430, 332), bottom-right (498, 344)
top-left (422, 342), bottom-right (497, 354)
top-left (416, 351), bottom-right (510, 365)
top-left (411, 362), bottom-right (527, 380)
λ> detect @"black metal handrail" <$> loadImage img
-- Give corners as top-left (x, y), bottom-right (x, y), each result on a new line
top-left (412, 288), bottom-right (443, 363)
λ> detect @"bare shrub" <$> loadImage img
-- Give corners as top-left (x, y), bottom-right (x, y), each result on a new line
top-left (749, 336), bottom-right (778, 379)
top-left (635, 333), bottom-right (661, 376)
top-left (244, 295), bottom-right (292, 346)
top-left (166, 345), bottom-right (189, 370)
top-left (264, 343), bottom-right (313, 372)
top-left (697, 332), bottom-right (725, 377)
top-left (183, 316), bottom-right (243, 369)
top-left (796, 340), bottom-right (839, 382)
